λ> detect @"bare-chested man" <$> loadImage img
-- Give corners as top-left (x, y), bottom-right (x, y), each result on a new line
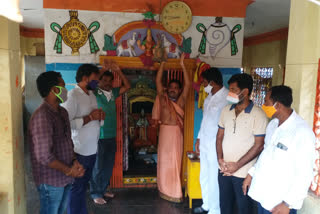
top-left (152, 53), bottom-right (191, 202)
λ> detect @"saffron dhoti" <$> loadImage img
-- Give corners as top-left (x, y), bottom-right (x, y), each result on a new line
top-left (157, 124), bottom-right (183, 202)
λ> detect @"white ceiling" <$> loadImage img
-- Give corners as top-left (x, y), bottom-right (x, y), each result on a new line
top-left (19, 0), bottom-right (291, 38)
top-left (19, 0), bottom-right (43, 29)
top-left (244, 0), bottom-right (291, 37)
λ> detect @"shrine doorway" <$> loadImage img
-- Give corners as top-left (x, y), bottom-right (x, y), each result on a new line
top-left (122, 69), bottom-right (158, 185)
top-left (100, 56), bottom-right (196, 188)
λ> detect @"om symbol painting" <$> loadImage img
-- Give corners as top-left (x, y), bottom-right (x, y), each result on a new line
top-left (197, 17), bottom-right (242, 57)
top-left (50, 10), bottom-right (100, 55)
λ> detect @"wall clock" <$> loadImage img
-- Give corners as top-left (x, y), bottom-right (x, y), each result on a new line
top-left (161, 1), bottom-right (192, 34)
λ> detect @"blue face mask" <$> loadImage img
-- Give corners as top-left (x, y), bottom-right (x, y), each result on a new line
top-left (87, 80), bottom-right (99, 90)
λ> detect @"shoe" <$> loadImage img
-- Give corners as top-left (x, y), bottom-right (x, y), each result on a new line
top-left (193, 206), bottom-right (208, 214)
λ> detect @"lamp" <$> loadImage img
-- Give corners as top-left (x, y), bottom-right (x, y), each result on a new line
top-left (0, 0), bottom-right (23, 22)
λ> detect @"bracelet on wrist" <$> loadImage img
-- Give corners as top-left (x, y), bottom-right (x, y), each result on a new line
top-left (89, 114), bottom-right (93, 121)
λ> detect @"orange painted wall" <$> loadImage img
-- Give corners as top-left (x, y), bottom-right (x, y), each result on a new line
top-left (244, 28), bottom-right (288, 47)
top-left (20, 26), bottom-right (44, 38)
top-left (43, 0), bottom-right (252, 18)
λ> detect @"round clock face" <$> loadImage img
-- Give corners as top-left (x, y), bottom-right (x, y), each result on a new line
top-left (161, 1), bottom-right (192, 34)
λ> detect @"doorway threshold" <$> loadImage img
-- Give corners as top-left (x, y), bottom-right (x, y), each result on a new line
top-left (123, 176), bottom-right (157, 186)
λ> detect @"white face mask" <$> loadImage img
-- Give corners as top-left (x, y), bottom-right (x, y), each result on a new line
top-left (204, 84), bottom-right (213, 94)
top-left (226, 90), bottom-right (243, 104)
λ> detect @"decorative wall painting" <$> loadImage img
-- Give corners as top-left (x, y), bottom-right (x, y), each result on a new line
top-left (50, 10), bottom-right (100, 55)
top-left (45, 9), bottom-right (244, 67)
top-left (196, 17), bottom-right (241, 58)
top-left (117, 32), bottom-right (138, 57)
top-left (103, 34), bottom-right (117, 56)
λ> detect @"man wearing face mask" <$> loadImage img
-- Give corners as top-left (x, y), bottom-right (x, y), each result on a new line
top-left (216, 73), bottom-right (268, 214)
top-left (242, 86), bottom-right (315, 214)
top-left (193, 68), bottom-right (228, 214)
top-left (28, 71), bottom-right (85, 214)
top-left (89, 60), bottom-right (130, 205)
top-left (62, 64), bottom-right (105, 214)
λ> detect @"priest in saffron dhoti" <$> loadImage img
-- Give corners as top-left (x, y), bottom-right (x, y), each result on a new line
top-left (152, 53), bottom-right (191, 202)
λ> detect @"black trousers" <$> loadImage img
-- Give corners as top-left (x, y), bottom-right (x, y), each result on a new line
top-left (218, 172), bottom-right (253, 214)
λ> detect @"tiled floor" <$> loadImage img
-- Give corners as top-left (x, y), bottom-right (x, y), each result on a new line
top-left (86, 188), bottom-right (199, 214)
top-left (27, 183), bottom-right (199, 214)
top-left (24, 140), bottom-right (200, 214)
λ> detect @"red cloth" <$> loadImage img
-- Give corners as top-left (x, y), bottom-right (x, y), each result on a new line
top-left (139, 54), bottom-right (154, 66)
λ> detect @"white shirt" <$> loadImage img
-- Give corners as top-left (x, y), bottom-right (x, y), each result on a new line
top-left (248, 110), bottom-right (316, 210)
top-left (198, 87), bottom-right (229, 150)
top-left (62, 85), bottom-right (100, 156)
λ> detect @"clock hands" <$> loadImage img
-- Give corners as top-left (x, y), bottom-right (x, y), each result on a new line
top-left (166, 16), bottom-right (181, 20)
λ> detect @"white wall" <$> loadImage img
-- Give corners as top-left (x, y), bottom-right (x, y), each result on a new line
top-left (44, 9), bottom-right (244, 67)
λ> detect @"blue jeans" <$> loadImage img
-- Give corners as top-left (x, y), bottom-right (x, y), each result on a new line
top-left (68, 153), bottom-right (96, 214)
top-left (38, 183), bottom-right (71, 214)
top-left (257, 202), bottom-right (297, 214)
top-left (218, 172), bottom-right (253, 214)
top-left (90, 138), bottom-right (116, 199)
